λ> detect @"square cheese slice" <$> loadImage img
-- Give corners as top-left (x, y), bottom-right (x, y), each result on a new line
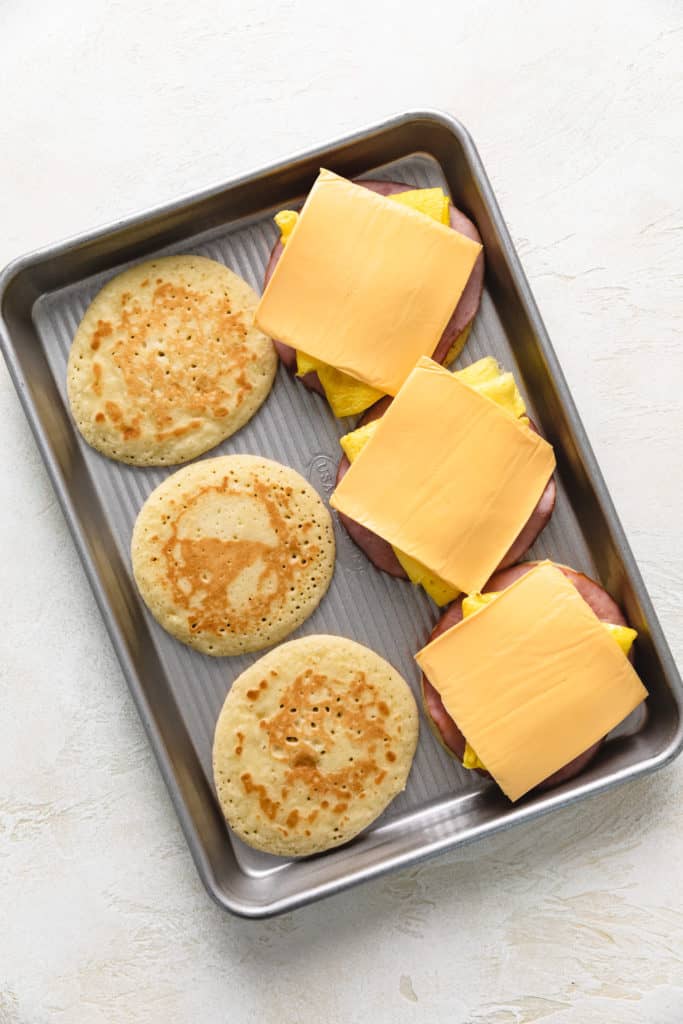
top-left (330, 357), bottom-right (556, 594)
top-left (254, 169), bottom-right (482, 396)
top-left (415, 563), bottom-right (648, 801)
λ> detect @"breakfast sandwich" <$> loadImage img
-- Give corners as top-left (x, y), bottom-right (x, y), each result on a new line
top-left (331, 356), bottom-right (556, 605)
top-left (255, 170), bottom-right (483, 417)
top-left (416, 561), bottom-right (647, 800)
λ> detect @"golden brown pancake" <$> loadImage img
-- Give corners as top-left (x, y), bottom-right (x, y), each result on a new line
top-left (212, 635), bottom-right (419, 856)
top-left (131, 455), bottom-right (335, 655)
top-left (67, 255), bottom-right (277, 465)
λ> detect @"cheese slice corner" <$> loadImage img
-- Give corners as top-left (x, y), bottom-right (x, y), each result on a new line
top-left (331, 357), bottom-right (555, 593)
top-left (255, 171), bottom-right (481, 395)
top-left (415, 563), bottom-right (648, 801)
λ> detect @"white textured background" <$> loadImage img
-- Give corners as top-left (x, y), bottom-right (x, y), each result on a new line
top-left (1, 1), bottom-right (682, 1021)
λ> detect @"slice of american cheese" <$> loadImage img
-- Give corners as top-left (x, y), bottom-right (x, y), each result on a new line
top-left (330, 357), bottom-right (556, 594)
top-left (255, 169), bottom-right (482, 396)
top-left (458, 587), bottom-right (638, 772)
top-left (415, 563), bottom-right (648, 801)
top-left (338, 356), bottom-right (531, 606)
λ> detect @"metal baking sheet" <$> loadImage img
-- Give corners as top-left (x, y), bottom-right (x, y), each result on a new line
top-left (2, 111), bottom-right (681, 918)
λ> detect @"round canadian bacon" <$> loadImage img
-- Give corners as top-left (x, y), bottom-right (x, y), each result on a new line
top-left (497, 477), bottom-right (557, 570)
top-left (262, 180), bottom-right (485, 396)
top-left (421, 562), bottom-right (631, 792)
top-left (334, 397), bottom-right (406, 578)
top-left (334, 401), bottom-right (556, 581)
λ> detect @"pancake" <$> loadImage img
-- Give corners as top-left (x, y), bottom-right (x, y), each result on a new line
top-left (131, 455), bottom-right (335, 655)
top-left (67, 255), bottom-right (277, 465)
top-left (212, 635), bottom-right (419, 856)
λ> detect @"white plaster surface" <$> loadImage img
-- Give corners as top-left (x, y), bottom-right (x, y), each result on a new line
top-left (1, 1), bottom-right (682, 1020)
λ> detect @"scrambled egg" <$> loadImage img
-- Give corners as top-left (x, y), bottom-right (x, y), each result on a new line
top-left (459, 590), bottom-right (638, 771)
top-left (296, 351), bottom-right (385, 418)
top-left (339, 420), bottom-right (379, 463)
top-left (339, 357), bottom-right (529, 606)
top-left (274, 188), bottom-right (451, 417)
top-left (274, 210), bottom-right (299, 244)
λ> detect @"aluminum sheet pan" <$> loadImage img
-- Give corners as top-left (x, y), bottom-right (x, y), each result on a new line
top-left (1, 111), bottom-right (681, 918)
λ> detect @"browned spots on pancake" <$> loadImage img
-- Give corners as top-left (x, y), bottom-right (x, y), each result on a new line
top-left (378, 701), bottom-right (390, 716)
top-left (246, 688), bottom-right (260, 701)
top-left (102, 279), bottom-right (258, 438)
top-left (292, 751), bottom-right (317, 768)
top-left (260, 680), bottom-right (267, 690)
top-left (90, 319), bottom-right (112, 351)
top-left (92, 363), bottom-right (102, 395)
top-left (102, 400), bottom-right (141, 440)
top-left (239, 669), bottom-right (395, 835)
top-left (141, 278), bottom-right (149, 287)
top-left (386, 750), bottom-right (396, 762)
top-left (234, 731), bottom-right (244, 756)
top-left (155, 419), bottom-right (201, 442)
top-left (161, 474), bottom-right (321, 637)
top-left (240, 772), bottom-right (279, 820)
top-left (95, 412), bottom-right (105, 423)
